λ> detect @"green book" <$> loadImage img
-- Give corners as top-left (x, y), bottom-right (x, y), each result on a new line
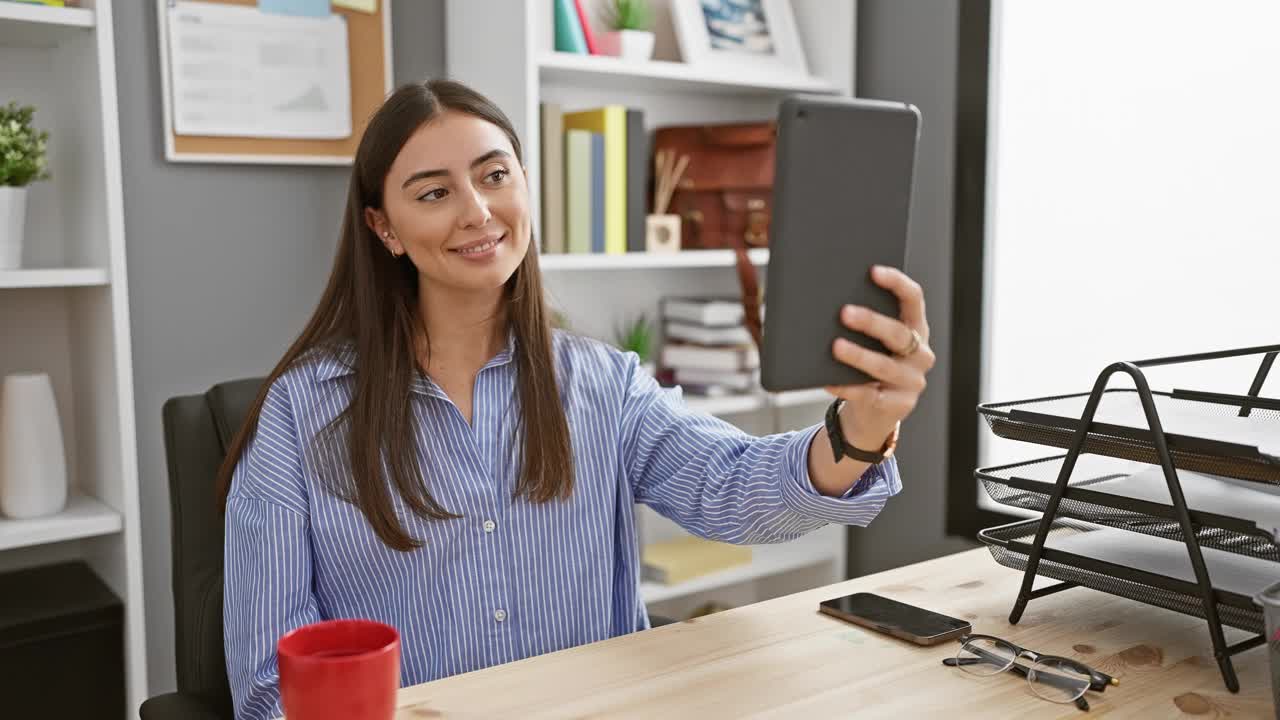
top-left (553, 0), bottom-right (587, 54)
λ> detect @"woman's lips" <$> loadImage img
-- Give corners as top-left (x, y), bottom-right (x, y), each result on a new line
top-left (451, 233), bottom-right (505, 258)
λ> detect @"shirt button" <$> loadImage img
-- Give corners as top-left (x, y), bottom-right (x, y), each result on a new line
top-left (483, 519), bottom-right (496, 533)
top-left (494, 608), bottom-right (507, 623)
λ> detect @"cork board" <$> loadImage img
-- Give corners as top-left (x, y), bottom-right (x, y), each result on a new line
top-left (157, 0), bottom-right (393, 165)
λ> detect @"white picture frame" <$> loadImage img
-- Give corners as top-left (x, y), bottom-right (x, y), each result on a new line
top-left (670, 0), bottom-right (809, 79)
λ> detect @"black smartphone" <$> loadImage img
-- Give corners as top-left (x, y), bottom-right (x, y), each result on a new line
top-left (818, 592), bottom-right (971, 646)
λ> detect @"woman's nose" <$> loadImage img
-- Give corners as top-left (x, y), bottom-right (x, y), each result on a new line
top-left (457, 184), bottom-right (492, 228)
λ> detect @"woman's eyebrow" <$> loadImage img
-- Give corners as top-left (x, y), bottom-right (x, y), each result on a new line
top-left (401, 149), bottom-right (512, 189)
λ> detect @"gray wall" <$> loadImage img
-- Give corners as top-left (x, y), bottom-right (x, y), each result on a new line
top-left (118, 0), bottom-right (975, 695)
top-left (847, 0), bottom-right (978, 576)
top-left (113, 1), bottom-right (446, 695)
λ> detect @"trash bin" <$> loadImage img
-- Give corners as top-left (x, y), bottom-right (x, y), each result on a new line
top-left (0, 560), bottom-right (125, 718)
top-left (1254, 579), bottom-right (1280, 720)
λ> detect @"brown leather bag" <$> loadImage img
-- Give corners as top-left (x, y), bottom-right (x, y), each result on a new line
top-left (652, 121), bottom-right (777, 348)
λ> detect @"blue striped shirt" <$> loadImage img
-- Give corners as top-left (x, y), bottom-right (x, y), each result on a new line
top-left (223, 330), bottom-right (901, 719)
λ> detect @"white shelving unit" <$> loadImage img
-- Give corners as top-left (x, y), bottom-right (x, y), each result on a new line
top-left (0, 0), bottom-right (147, 714)
top-left (447, 0), bottom-right (858, 613)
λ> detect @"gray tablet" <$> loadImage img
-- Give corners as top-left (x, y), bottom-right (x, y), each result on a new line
top-left (760, 95), bottom-right (921, 392)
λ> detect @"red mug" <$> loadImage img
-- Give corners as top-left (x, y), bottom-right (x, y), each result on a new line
top-left (277, 619), bottom-right (401, 720)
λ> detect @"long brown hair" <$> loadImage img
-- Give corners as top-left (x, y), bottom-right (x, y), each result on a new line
top-left (216, 79), bottom-right (573, 551)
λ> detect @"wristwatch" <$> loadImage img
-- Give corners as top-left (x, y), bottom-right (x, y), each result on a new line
top-left (825, 399), bottom-right (899, 465)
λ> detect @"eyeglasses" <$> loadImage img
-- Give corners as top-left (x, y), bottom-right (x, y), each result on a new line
top-left (942, 634), bottom-right (1118, 711)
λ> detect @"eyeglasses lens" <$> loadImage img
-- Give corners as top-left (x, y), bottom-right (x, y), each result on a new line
top-left (956, 637), bottom-right (1018, 677)
top-left (1026, 657), bottom-right (1091, 703)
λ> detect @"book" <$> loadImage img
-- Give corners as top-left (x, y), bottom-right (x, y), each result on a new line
top-left (590, 132), bottom-right (605, 254)
top-left (662, 298), bottom-right (745, 327)
top-left (662, 342), bottom-right (760, 372)
top-left (625, 108), bottom-right (648, 253)
top-left (539, 103), bottom-right (565, 254)
top-left (562, 107), bottom-right (628, 254)
top-left (665, 321), bottom-right (753, 347)
top-left (564, 129), bottom-right (593, 254)
top-left (553, 0), bottom-right (588, 54)
top-left (674, 367), bottom-right (760, 391)
top-left (642, 536), bottom-right (752, 585)
top-left (572, 0), bottom-right (599, 54)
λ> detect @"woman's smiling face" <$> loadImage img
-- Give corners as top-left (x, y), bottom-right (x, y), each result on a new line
top-left (367, 109), bottom-right (532, 294)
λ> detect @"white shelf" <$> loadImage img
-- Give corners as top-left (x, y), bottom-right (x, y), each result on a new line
top-left (0, 268), bottom-right (109, 288)
top-left (684, 388), bottom-right (831, 417)
top-left (538, 52), bottom-right (837, 96)
top-left (0, 1), bottom-right (95, 48)
top-left (641, 531), bottom-right (839, 604)
top-left (0, 494), bottom-right (123, 552)
top-left (541, 248), bottom-right (768, 271)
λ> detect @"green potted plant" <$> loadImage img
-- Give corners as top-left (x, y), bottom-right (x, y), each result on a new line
top-left (614, 313), bottom-right (656, 375)
top-left (598, 0), bottom-right (655, 61)
top-left (0, 102), bottom-right (51, 270)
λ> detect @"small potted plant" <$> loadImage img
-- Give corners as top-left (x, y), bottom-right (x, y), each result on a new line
top-left (614, 313), bottom-right (656, 375)
top-left (597, 0), bottom-right (655, 61)
top-left (0, 102), bottom-right (50, 270)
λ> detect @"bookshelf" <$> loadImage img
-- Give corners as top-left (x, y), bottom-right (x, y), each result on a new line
top-left (0, 0), bottom-right (147, 713)
top-left (447, 0), bottom-right (859, 617)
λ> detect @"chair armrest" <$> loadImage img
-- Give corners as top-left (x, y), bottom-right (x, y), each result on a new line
top-left (139, 691), bottom-right (230, 720)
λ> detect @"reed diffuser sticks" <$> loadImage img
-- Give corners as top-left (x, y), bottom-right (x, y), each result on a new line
top-left (653, 148), bottom-right (689, 216)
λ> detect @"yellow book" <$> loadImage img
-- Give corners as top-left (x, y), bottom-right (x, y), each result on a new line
top-left (561, 106), bottom-right (627, 254)
top-left (641, 536), bottom-right (752, 585)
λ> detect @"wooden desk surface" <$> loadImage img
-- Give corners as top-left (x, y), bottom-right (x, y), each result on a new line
top-left (392, 548), bottom-right (1273, 719)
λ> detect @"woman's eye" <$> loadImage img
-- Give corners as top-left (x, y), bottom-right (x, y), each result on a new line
top-left (418, 188), bottom-right (447, 202)
top-left (485, 169), bottom-right (509, 184)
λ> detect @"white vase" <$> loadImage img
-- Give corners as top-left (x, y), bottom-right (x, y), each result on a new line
top-left (0, 186), bottom-right (28, 270)
top-left (0, 372), bottom-right (68, 519)
top-left (598, 29), bottom-right (655, 60)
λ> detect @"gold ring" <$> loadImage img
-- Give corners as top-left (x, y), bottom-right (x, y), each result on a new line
top-left (900, 329), bottom-right (922, 357)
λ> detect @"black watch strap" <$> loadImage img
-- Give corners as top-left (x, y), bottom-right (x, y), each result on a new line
top-left (825, 399), bottom-right (892, 464)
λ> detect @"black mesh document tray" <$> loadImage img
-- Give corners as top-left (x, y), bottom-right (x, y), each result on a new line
top-left (978, 388), bottom-right (1280, 484)
top-left (978, 454), bottom-right (1280, 561)
top-left (978, 518), bottom-right (1265, 634)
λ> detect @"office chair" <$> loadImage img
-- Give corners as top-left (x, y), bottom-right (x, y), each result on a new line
top-left (139, 377), bottom-right (676, 719)
top-left (140, 378), bottom-right (263, 720)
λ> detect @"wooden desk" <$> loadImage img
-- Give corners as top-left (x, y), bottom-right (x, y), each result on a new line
top-left (392, 548), bottom-right (1273, 719)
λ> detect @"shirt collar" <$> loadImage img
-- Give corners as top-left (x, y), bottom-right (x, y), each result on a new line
top-left (314, 329), bottom-right (517, 392)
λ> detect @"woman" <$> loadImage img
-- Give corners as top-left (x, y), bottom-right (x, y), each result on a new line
top-left (221, 79), bottom-right (935, 720)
